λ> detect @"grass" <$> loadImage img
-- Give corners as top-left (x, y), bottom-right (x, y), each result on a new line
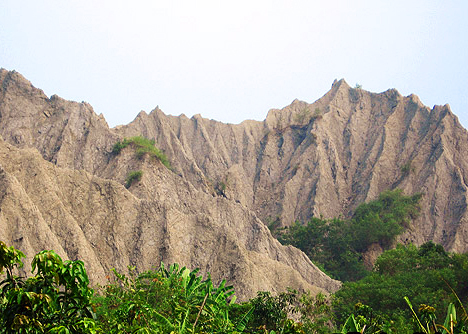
top-left (293, 107), bottom-right (322, 124)
top-left (293, 107), bottom-right (311, 123)
top-left (125, 170), bottom-right (143, 188)
top-left (401, 161), bottom-right (415, 176)
top-left (113, 136), bottom-right (171, 169)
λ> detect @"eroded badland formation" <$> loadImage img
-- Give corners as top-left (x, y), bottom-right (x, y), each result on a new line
top-left (1, 69), bottom-right (467, 299)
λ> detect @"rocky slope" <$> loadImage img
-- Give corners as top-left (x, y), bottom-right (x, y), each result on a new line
top-left (116, 79), bottom-right (468, 253)
top-left (1, 68), bottom-right (468, 295)
top-left (0, 69), bottom-right (339, 299)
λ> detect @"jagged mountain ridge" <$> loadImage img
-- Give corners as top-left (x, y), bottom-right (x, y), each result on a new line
top-left (117, 79), bottom-right (468, 253)
top-left (0, 69), bottom-right (339, 299)
top-left (0, 68), bottom-right (468, 294)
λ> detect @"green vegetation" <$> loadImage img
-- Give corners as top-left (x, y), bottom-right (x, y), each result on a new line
top-left (0, 242), bottom-right (333, 334)
top-left (112, 136), bottom-right (171, 169)
top-left (267, 215), bottom-right (282, 232)
top-left (404, 296), bottom-right (468, 334)
top-left (274, 189), bottom-right (422, 281)
top-left (333, 242), bottom-right (468, 333)
top-left (214, 181), bottom-right (227, 197)
top-left (313, 107), bottom-right (322, 118)
top-left (125, 170), bottom-right (143, 188)
top-left (246, 289), bottom-right (335, 334)
top-left (294, 107), bottom-right (311, 123)
top-left (210, 176), bottom-right (229, 197)
top-left (0, 241), bottom-right (97, 333)
top-left (94, 264), bottom-right (251, 333)
top-left (2, 240), bottom-right (468, 333)
top-left (294, 107), bottom-right (322, 124)
top-left (401, 161), bottom-right (415, 176)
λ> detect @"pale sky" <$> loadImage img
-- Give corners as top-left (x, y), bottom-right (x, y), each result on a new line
top-left (1, 1), bottom-right (467, 128)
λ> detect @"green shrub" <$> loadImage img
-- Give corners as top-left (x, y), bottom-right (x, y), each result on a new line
top-left (267, 215), bottom-right (282, 232)
top-left (125, 170), bottom-right (143, 188)
top-left (214, 180), bottom-right (227, 197)
top-left (333, 242), bottom-right (468, 333)
top-left (351, 189), bottom-right (422, 250)
top-left (313, 107), bottom-right (322, 120)
top-left (94, 263), bottom-right (253, 333)
top-left (276, 189), bottom-right (422, 281)
top-left (293, 107), bottom-right (323, 124)
top-left (4, 241), bottom-right (468, 333)
top-left (112, 136), bottom-right (171, 169)
top-left (241, 289), bottom-right (334, 334)
top-left (0, 242), bottom-right (97, 333)
top-left (111, 138), bottom-right (130, 154)
top-left (401, 161), bottom-right (415, 176)
top-left (294, 107), bottom-right (311, 123)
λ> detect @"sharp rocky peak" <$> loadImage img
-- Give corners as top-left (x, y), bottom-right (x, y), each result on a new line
top-left (1, 69), bottom-right (467, 299)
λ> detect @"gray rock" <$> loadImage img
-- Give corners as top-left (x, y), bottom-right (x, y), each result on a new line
top-left (0, 69), bottom-right (340, 299)
top-left (1, 68), bottom-right (467, 298)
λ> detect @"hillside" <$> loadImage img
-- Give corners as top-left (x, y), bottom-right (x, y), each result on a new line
top-left (117, 79), bottom-right (468, 253)
top-left (0, 69), bottom-right (339, 299)
top-left (1, 68), bottom-right (468, 297)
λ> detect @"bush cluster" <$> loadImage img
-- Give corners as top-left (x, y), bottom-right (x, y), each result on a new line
top-left (0, 242), bottom-right (96, 333)
top-left (275, 189), bottom-right (422, 281)
top-left (112, 136), bottom-right (171, 169)
top-left (125, 170), bottom-right (143, 188)
top-left (333, 242), bottom-right (468, 333)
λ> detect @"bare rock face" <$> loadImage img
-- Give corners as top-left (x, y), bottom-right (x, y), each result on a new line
top-left (0, 69), bottom-right (339, 299)
top-left (115, 80), bottom-right (468, 253)
top-left (1, 67), bottom-right (468, 297)
top-left (0, 70), bottom-right (115, 173)
top-left (0, 136), bottom-right (338, 298)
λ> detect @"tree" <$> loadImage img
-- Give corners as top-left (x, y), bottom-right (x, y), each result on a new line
top-left (0, 242), bottom-right (98, 333)
top-left (333, 242), bottom-right (468, 332)
top-left (94, 263), bottom-right (253, 333)
top-left (276, 189), bottom-right (422, 281)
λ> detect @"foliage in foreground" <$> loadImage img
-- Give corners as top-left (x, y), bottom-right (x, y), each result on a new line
top-left (0, 241), bottom-right (97, 333)
top-left (2, 239), bottom-right (468, 333)
top-left (274, 189), bottom-right (422, 281)
top-left (112, 136), bottom-right (171, 169)
top-left (0, 242), bottom-right (335, 333)
top-left (95, 263), bottom-right (251, 333)
top-left (334, 242), bottom-right (468, 333)
top-left (94, 265), bottom-right (336, 333)
top-left (245, 289), bottom-right (334, 334)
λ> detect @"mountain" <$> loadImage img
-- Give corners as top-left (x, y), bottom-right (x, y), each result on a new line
top-left (116, 79), bottom-right (468, 253)
top-left (1, 68), bottom-right (467, 297)
top-left (0, 69), bottom-right (339, 299)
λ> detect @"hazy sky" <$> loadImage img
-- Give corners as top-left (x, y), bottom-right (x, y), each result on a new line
top-left (1, 1), bottom-right (467, 128)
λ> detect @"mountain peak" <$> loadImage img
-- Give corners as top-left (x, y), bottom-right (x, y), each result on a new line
top-left (331, 78), bottom-right (350, 89)
top-left (1, 69), bottom-right (468, 300)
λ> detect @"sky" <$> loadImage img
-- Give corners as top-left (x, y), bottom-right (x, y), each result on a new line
top-left (1, 1), bottom-right (467, 128)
